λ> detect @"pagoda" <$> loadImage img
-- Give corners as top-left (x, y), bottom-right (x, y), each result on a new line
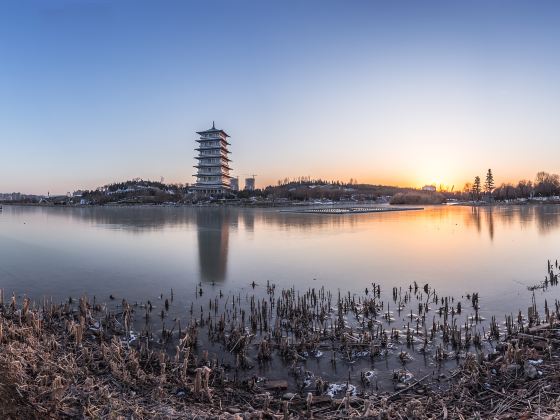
top-left (193, 122), bottom-right (232, 195)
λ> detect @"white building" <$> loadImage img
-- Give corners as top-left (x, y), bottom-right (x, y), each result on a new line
top-left (193, 122), bottom-right (233, 195)
top-left (422, 185), bottom-right (436, 192)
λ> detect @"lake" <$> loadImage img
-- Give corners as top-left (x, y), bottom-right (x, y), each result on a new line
top-left (1, 204), bottom-right (559, 391)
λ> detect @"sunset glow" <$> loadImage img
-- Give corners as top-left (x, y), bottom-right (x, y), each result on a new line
top-left (1, 0), bottom-right (559, 194)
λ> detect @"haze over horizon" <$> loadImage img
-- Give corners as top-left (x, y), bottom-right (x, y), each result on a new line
top-left (2, 0), bottom-right (560, 195)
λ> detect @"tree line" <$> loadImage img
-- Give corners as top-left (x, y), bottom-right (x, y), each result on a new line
top-left (463, 170), bottom-right (560, 201)
top-left (275, 177), bottom-right (360, 187)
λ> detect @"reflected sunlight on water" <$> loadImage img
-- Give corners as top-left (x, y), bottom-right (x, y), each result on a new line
top-left (1, 204), bottom-right (560, 316)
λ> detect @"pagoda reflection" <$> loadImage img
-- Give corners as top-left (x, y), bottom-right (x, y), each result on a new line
top-left (196, 209), bottom-right (231, 283)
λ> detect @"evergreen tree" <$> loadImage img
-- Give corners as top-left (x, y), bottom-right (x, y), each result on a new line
top-left (472, 176), bottom-right (481, 200)
top-left (485, 169), bottom-right (495, 195)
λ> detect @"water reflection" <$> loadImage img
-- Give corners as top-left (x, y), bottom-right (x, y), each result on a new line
top-left (487, 207), bottom-right (494, 241)
top-left (196, 209), bottom-right (231, 283)
top-left (470, 207), bottom-right (481, 234)
top-left (4, 204), bottom-right (560, 292)
top-left (461, 205), bottom-right (560, 240)
top-left (242, 210), bottom-right (255, 233)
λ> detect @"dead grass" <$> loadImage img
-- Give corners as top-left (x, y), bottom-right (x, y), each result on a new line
top-left (390, 191), bottom-right (446, 205)
top-left (2, 293), bottom-right (560, 419)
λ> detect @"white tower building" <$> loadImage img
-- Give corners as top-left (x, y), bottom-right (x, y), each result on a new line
top-left (193, 122), bottom-right (232, 195)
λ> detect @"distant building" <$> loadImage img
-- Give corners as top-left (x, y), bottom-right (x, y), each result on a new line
top-left (245, 177), bottom-right (255, 191)
top-left (193, 122), bottom-right (233, 195)
top-left (229, 177), bottom-right (239, 191)
top-left (0, 192), bottom-right (22, 201)
top-left (422, 185), bottom-right (437, 192)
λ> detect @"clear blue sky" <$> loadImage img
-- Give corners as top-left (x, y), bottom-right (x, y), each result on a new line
top-left (2, 0), bottom-right (560, 194)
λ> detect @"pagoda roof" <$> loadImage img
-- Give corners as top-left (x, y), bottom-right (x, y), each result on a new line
top-left (193, 163), bottom-right (232, 169)
top-left (191, 184), bottom-right (232, 190)
top-left (196, 121), bottom-right (230, 137)
top-left (195, 156), bottom-right (232, 162)
top-left (193, 174), bottom-right (233, 179)
top-left (195, 140), bottom-right (231, 147)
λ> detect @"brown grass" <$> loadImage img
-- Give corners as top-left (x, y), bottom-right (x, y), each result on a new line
top-left (2, 292), bottom-right (560, 418)
top-left (390, 191), bottom-right (446, 205)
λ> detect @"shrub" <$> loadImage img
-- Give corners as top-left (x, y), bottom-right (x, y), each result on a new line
top-left (390, 191), bottom-right (445, 205)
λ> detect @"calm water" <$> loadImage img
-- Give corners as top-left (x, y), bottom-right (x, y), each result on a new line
top-left (1, 204), bottom-right (559, 309)
top-left (1, 204), bottom-right (559, 390)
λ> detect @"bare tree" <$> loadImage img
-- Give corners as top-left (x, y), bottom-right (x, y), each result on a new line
top-left (535, 172), bottom-right (560, 196)
top-left (463, 182), bottom-right (472, 200)
top-left (517, 179), bottom-right (533, 198)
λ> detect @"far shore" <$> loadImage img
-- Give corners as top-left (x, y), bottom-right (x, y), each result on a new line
top-left (2, 198), bottom-right (560, 209)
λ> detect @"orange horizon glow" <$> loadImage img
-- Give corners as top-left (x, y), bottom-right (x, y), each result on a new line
top-left (10, 164), bottom-right (553, 196)
top-left (237, 167), bottom-right (549, 192)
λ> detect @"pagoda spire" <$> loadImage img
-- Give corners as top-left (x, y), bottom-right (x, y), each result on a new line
top-left (212, 121), bottom-right (215, 129)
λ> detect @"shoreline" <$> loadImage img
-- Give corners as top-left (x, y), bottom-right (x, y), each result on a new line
top-left (2, 200), bottom-right (560, 210)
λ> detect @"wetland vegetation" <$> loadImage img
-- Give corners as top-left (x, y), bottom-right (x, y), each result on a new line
top-left (1, 260), bottom-right (560, 418)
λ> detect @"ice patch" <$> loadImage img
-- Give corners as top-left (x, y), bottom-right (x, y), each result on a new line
top-left (395, 370), bottom-right (414, 383)
top-left (125, 331), bottom-right (138, 344)
top-left (89, 321), bottom-right (101, 331)
top-left (304, 371), bottom-right (314, 387)
top-left (326, 383), bottom-right (357, 398)
top-left (363, 370), bottom-right (376, 384)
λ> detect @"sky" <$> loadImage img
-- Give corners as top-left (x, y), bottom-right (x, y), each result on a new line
top-left (1, 0), bottom-right (560, 194)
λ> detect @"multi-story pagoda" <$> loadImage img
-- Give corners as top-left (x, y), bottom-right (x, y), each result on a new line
top-left (193, 122), bottom-right (232, 195)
